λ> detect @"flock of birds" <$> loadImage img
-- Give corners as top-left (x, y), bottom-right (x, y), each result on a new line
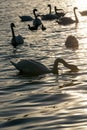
top-left (10, 4), bottom-right (87, 77)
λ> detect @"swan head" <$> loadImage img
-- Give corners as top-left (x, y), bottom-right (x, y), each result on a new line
top-left (11, 23), bottom-right (15, 28)
top-left (33, 8), bottom-right (37, 12)
top-left (74, 7), bottom-right (78, 10)
top-left (48, 4), bottom-right (51, 7)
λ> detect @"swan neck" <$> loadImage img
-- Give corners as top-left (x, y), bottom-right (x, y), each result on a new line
top-left (33, 10), bottom-right (37, 18)
top-left (49, 5), bottom-right (51, 14)
top-left (52, 58), bottom-right (72, 74)
top-left (74, 8), bottom-right (79, 23)
top-left (11, 25), bottom-right (15, 38)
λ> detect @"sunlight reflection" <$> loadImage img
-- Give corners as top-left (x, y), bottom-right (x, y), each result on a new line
top-left (76, 0), bottom-right (87, 10)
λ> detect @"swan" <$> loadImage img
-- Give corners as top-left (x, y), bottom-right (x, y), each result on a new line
top-left (10, 23), bottom-right (24, 49)
top-left (33, 8), bottom-right (42, 27)
top-left (54, 6), bottom-right (66, 19)
top-left (41, 4), bottom-right (58, 20)
top-left (79, 10), bottom-right (87, 16)
top-left (65, 35), bottom-right (79, 49)
top-left (28, 24), bottom-right (38, 31)
top-left (57, 7), bottom-right (79, 25)
top-left (10, 58), bottom-right (79, 76)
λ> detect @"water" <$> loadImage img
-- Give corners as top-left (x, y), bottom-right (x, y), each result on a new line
top-left (0, 0), bottom-right (87, 129)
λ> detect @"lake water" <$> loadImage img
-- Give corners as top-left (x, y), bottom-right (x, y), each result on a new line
top-left (1, 0), bottom-right (87, 129)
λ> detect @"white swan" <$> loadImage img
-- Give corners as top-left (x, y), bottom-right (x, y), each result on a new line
top-left (10, 23), bottom-right (24, 49)
top-left (41, 4), bottom-right (58, 20)
top-left (65, 35), bottom-right (79, 49)
top-left (57, 7), bottom-right (79, 25)
top-left (10, 58), bottom-right (79, 76)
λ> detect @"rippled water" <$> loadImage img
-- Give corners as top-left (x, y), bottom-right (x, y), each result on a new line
top-left (1, 0), bottom-right (87, 129)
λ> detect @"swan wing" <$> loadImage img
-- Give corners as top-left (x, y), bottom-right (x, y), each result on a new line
top-left (15, 35), bottom-right (24, 44)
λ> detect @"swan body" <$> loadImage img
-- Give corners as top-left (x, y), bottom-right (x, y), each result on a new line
top-left (65, 35), bottom-right (79, 49)
top-left (57, 7), bottom-right (79, 25)
top-left (41, 4), bottom-right (58, 20)
top-left (19, 16), bottom-right (34, 22)
top-left (10, 58), bottom-right (79, 76)
top-left (10, 23), bottom-right (24, 48)
top-left (79, 10), bottom-right (87, 16)
top-left (28, 24), bottom-right (38, 31)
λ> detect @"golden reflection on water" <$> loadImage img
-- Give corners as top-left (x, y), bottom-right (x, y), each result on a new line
top-left (76, 0), bottom-right (87, 10)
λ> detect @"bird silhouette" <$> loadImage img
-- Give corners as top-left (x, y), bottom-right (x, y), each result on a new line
top-left (33, 8), bottom-right (42, 27)
top-left (57, 7), bottom-right (79, 25)
top-left (54, 6), bottom-right (66, 19)
top-left (10, 23), bottom-right (24, 49)
top-left (41, 4), bottom-right (58, 20)
top-left (65, 35), bottom-right (79, 49)
top-left (10, 58), bottom-right (79, 76)
top-left (28, 24), bottom-right (38, 31)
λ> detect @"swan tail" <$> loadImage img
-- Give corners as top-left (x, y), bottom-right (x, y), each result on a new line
top-left (10, 61), bottom-right (17, 68)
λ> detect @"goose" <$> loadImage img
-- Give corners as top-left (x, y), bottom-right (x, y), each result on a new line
top-left (54, 6), bottom-right (66, 19)
top-left (57, 7), bottom-right (79, 25)
top-left (33, 8), bottom-right (42, 27)
top-left (28, 24), bottom-right (38, 31)
top-left (79, 10), bottom-right (87, 16)
top-left (41, 4), bottom-right (58, 20)
top-left (65, 35), bottom-right (79, 49)
top-left (10, 23), bottom-right (24, 49)
top-left (10, 58), bottom-right (79, 76)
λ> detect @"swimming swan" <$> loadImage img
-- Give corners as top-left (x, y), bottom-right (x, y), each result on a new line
top-left (10, 23), bottom-right (24, 49)
top-left (41, 4), bottom-right (58, 20)
top-left (65, 35), bottom-right (79, 49)
top-left (57, 7), bottom-right (79, 25)
top-left (10, 58), bottom-right (79, 76)
top-left (54, 6), bottom-right (66, 19)
top-left (33, 8), bottom-right (42, 27)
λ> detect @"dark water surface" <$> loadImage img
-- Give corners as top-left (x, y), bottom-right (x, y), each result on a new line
top-left (0, 0), bottom-right (87, 129)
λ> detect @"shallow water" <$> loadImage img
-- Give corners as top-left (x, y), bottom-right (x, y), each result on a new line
top-left (1, 0), bottom-right (87, 129)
